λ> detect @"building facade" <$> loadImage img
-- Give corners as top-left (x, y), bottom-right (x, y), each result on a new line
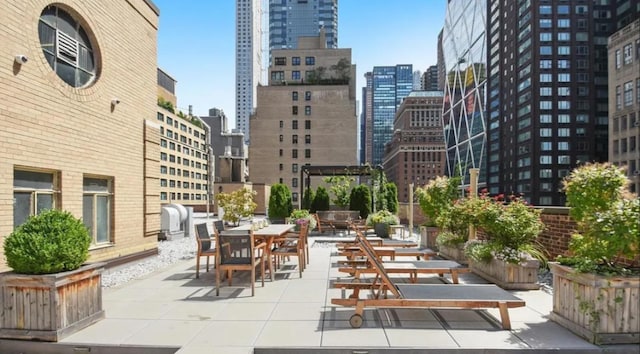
top-left (249, 34), bottom-right (357, 203)
top-left (361, 71), bottom-right (374, 164)
top-left (367, 64), bottom-right (414, 166)
top-left (269, 0), bottom-right (338, 51)
top-left (442, 0), bottom-right (487, 188)
top-left (422, 65), bottom-right (440, 91)
top-left (383, 91), bottom-right (446, 203)
top-left (0, 0), bottom-right (161, 271)
top-left (608, 18), bottom-right (640, 194)
top-left (200, 108), bottom-right (249, 184)
top-left (156, 70), bottom-right (210, 207)
top-left (486, 0), bottom-right (638, 205)
top-left (236, 0), bottom-right (264, 143)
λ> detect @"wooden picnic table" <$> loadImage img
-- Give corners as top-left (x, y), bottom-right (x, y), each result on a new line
top-left (231, 223), bottom-right (295, 280)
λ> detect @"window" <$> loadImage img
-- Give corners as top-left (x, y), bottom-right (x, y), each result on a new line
top-left (279, 149), bottom-right (283, 157)
top-left (292, 135), bottom-right (298, 144)
top-left (13, 170), bottom-right (58, 228)
top-left (540, 114), bottom-right (552, 123)
top-left (292, 71), bottom-right (301, 80)
top-left (540, 128), bottom-right (552, 137)
top-left (540, 46), bottom-right (552, 55)
top-left (557, 5), bottom-right (569, 14)
top-left (541, 141), bottom-right (552, 150)
top-left (540, 60), bottom-right (552, 69)
top-left (540, 87), bottom-right (552, 96)
top-left (540, 156), bottom-right (552, 164)
top-left (540, 19), bottom-right (552, 28)
top-left (305, 106), bottom-right (311, 115)
top-left (558, 141), bottom-right (570, 150)
top-left (558, 46), bottom-right (570, 55)
top-left (558, 128), bottom-right (571, 137)
top-left (623, 44), bottom-right (633, 65)
top-left (558, 87), bottom-right (570, 96)
top-left (83, 177), bottom-right (112, 245)
top-left (292, 91), bottom-right (298, 101)
top-left (539, 5), bottom-right (552, 14)
top-left (38, 5), bottom-right (97, 87)
top-left (616, 85), bottom-right (622, 109)
top-left (305, 120), bottom-right (311, 129)
top-left (271, 71), bottom-right (284, 81)
top-left (274, 57), bottom-right (286, 65)
top-left (305, 135), bottom-right (311, 144)
top-left (615, 49), bottom-right (621, 69)
top-left (161, 166), bottom-right (167, 174)
top-left (305, 56), bottom-right (315, 65)
top-left (279, 120), bottom-right (283, 128)
top-left (558, 19), bottom-right (570, 28)
top-left (292, 56), bottom-right (300, 65)
top-left (279, 163), bottom-right (283, 171)
top-left (305, 91), bottom-right (311, 101)
top-left (292, 149), bottom-right (298, 158)
top-left (558, 60), bottom-right (570, 69)
top-left (637, 78), bottom-right (640, 104)
top-left (279, 134), bottom-right (283, 142)
top-left (157, 113), bottom-right (164, 121)
top-left (540, 32), bottom-right (552, 41)
top-left (558, 101), bottom-right (570, 110)
top-left (292, 178), bottom-right (298, 188)
top-left (540, 169), bottom-right (553, 178)
top-left (305, 149), bottom-right (311, 158)
top-left (292, 106), bottom-right (298, 115)
top-left (292, 164), bottom-right (298, 173)
top-left (623, 81), bottom-right (633, 106)
top-left (557, 32), bottom-right (570, 41)
top-left (292, 120), bottom-right (298, 129)
top-left (540, 74), bottom-right (552, 82)
top-left (160, 152), bottom-right (167, 161)
top-left (540, 101), bottom-right (552, 110)
top-left (558, 73), bottom-right (570, 82)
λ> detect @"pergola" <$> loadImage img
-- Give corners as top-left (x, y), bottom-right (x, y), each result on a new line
top-left (298, 164), bottom-right (383, 208)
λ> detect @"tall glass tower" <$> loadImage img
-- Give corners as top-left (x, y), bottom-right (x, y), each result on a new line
top-left (269, 0), bottom-right (338, 51)
top-left (441, 0), bottom-right (487, 188)
top-left (236, 0), bottom-right (264, 144)
top-left (370, 64), bottom-right (413, 165)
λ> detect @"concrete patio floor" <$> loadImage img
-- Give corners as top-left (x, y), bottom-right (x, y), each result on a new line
top-left (3, 232), bottom-right (637, 354)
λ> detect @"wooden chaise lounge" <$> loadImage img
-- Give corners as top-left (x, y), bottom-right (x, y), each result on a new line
top-left (338, 260), bottom-right (470, 284)
top-left (331, 236), bottom-right (526, 330)
top-left (337, 231), bottom-right (436, 261)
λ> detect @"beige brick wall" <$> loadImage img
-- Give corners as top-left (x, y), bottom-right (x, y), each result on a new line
top-left (0, 0), bottom-right (160, 271)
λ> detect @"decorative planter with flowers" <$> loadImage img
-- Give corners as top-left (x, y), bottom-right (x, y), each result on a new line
top-left (550, 163), bottom-right (640, 344)
top-left (289, 209), bottom-right (317, 231)
top-left (462, 192), bottom-right (546, 290)
top-left (366, 209), bottom-right (399, 238)
top-left (416, 175), bottom-right (461, 251)
top-left (0, 209), bottom-right (105, 342)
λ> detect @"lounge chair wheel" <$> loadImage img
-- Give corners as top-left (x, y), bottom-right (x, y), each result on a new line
top-left (349, 314), bottom-right (363, 328)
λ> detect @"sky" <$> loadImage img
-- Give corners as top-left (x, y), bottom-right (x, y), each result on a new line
top-left (154, 0), bottom-right (447, 127)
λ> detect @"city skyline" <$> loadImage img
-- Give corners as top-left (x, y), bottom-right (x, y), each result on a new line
top-left (154, 0), bottom-right (446, 127)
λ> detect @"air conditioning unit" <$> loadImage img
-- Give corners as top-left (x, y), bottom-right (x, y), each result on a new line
top-left (634, 121), bottom-right (640, 127)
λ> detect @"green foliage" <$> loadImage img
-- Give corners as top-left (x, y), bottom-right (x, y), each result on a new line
top-left (330, 58), bottom-right (351, 81)
top-left (371, 169), bottom-right (389, 212)
top-left (463, 240), bottom-right (494, 263)
top-left (366, 209), bottom-right (399, 226)
top-left (157, 96), bottom-right (175, 113)
top-left (436, 230), bottom-right (467, 248)
top-left (349, 184), bottom-right (372, 219)
top-left (190, 117), bottom-right (203, 128)
top-left (385, 182), bottom-right (399, 213)
top-left (302, 188), bottom-right (315, 211)
top-left (312, 186), bottom-right (330, 211)
top-left (415, 175), bottom-right (461, 227)
top-left (216, 188), bottom-right (257, 226)
top-left (177, 111), bottom-right (186, 119)
top-left (4, 209), bottom-right (91, 274)
top-left (268, 184), bottom-right (293, 219)
top-left (289, 209), bottom-right (317, 230)
top-left (323, 175), bottom-right (355, 208)
top-left (560, 163), bottom-right (640, 273)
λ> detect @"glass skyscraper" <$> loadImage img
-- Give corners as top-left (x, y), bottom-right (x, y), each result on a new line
top-left (269, 0), bottom-right (338, 51)
top-left (369, 64), bottom-right (413, 165)
top-left (441, 0), bottom-right (487, 188)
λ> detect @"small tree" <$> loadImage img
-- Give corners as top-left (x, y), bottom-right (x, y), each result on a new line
top-left (349, 184), bottom-right (371, 219)
top-left (302, 187), bottom-right (315, 210)
top-left (323, 175), bottom-right (354, 208)
top-left (415, 175), bottom-right (461, 227)
top-left (385, 182), bottom-right (399, 213)
top-left (215, 188), bottom-right (257, 226)
top-left (268, 184), bottom-right (293, 221)
top-left (312, 186), bottom-right (330, 211)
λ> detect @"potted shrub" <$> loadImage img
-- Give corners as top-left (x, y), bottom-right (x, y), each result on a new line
top-left (462, 193), bottom-right (546, 290)
top-left (0, 209), bottom-right (105, 342)
top-left (311, 186), bottom-right (330, 212)
top-left (550, 163), bottom-right (640, 344)
top-left (416, 176), bottom-right (461, 249)
top-left (324, 175), bottom-right (354, 210)
top-left (289, 209), bottom-right (317, 231)
top-left (384, 182), bottom-right (399, 214)
top-left (216, 188), bottom-right (257, 226)
top-left (268, 183), bottom-right (293, 224)
top-left (366, 209), bottom-right (399, 238)
top-left (433, 195), bottom-right (477, 263)
top-left (349, 184), bottom-right (372, 219)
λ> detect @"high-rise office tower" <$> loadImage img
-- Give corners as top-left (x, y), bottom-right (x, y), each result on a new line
top-left (365, 65), bottom-right (414, 166)
top-left (486, 0), bottom-right (638, 205)
top-left (413, 70), bottom-right (423, 90)
top-left (236, 0), bottom-right (264, 143)
top-left (362, 72), bottom-right (374, 164)
top-left (442, 0), bottom-right (487, 188)
top-left (269, 0), bottom-right (338, 51)
top-left (423, 65), bottom-right (440, 91)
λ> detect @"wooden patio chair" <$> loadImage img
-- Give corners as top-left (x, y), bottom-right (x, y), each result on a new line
top-left (215, 229), bottom-right (267, 296)
top-left (331, 236), bottom-right (526, 329)
top-left (272, 222), bottom-right (308, 278)
top-left (194, 223), bottom-right (216, 279)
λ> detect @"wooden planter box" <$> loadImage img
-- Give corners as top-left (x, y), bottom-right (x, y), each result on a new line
top-left (0, 262), bottom-right (105, 342)
top-left (437, 244), bottom-right (468, 265)
top-left (420, 226), bottom-right (439, 250)
top-left (471, 257), bottom-right (540, 290)
top-left (549, 263), bottom-right (640, 345)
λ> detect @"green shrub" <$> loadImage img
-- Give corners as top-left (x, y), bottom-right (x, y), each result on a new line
top-left (366, 209), bottom-right (399, 226)
top-left (323, 175), bottom-right (354, 208)
top-left (349, 184), bottom-right (371, 219)
top-left (268, 184), bottom-right (293, 220)
top-left (302, 188), bottom-right (315, 210)
top-left (312, 186), bottom-right (330, 211)
top-left (385, 182), bottom-right (399, 213)
top-left (216, 188), bottom-right (257, 226)
top-left (415, 175), bottom-right (461, 227)
top-left (4, 209), bottom-right (91, 274)
top-left (435, 230), bottom-right (467, 248)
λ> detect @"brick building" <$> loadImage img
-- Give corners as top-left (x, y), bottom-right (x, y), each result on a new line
top-left (0, 0), bottom-right (161, 271)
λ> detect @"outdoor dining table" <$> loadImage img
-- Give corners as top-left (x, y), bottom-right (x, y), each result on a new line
top-left (230, 223), bottom-right (295, 280)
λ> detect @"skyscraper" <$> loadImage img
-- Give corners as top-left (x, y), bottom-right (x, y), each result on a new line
top-left (236, 0), bottom-right (264, 143)
top-left (367, 65), bottom-right (414, 166)
top-left (269, 0), bottom-right (338, 51)
top-left (423, 65), bottom-right (440, 91)
top-left (441, 0), bottom-right (487, 188)
top-left (486, 0), bottom-right (638, 205)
